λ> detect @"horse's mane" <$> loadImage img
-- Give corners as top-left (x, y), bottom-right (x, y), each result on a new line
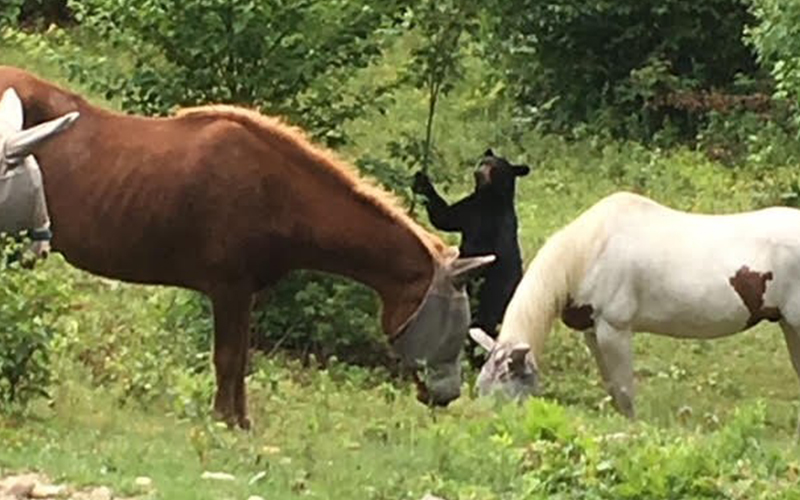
top-left (498, 192), bottom-right (639, 362)
top-left (176, 104), bottom-right (449, 258)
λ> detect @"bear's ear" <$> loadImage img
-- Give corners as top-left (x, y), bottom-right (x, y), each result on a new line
top-left (483, 148), bottom-right (495, 157)
top-left (513, 164), bottom-right (531, 177)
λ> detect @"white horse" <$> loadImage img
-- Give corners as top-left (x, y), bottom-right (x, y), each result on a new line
top-left (0, 87), bottom-right (79, 257)
top-left (471, 191), bottom-right (800, 418)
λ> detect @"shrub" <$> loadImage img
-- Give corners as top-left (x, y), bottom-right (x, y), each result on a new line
top-left (0, 0), bottom-right (25, 26)
top-left (253, 272), bottom-right (390, 367)
top-left (748, 0), bottom-right (800, 135)
top-left (0, 237), bottom-right (71, 410)
top-left (483, 0), bottom-right (761, 141)
top-left (66, 0), bottom-right (408, 145)
top-left (0, 0), bottom-right (72, 27)
top-left (58, 284), bottom-right (213, 407)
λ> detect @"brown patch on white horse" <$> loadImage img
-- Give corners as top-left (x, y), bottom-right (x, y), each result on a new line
top-left (561, 296), bottom-right (594, 330)
top-left (728, 265), bottom-right (782, 328)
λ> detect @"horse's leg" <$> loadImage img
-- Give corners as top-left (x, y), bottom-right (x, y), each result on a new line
top-left (595, 320), bottom-right (635, 418)
top-left (779, 320), bottom-right (800, 438)
top-left (583, 330), bottom-right (613, 395)
top-left (211, 287), bottom-right (254, 429)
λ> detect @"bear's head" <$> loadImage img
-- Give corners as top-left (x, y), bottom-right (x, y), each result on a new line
top-left (473, 149), bottom-right (530, 197)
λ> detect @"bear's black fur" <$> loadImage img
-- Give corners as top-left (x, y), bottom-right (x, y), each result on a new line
top-left (413, 149), bottom-right (530, 358)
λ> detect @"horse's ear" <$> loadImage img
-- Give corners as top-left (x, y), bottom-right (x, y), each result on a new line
top-left (469, 327), bottom-right (496, 352)
top-left (5, 111), bottom-right (80, 161)
top-left (0, 88), bottom-right (24, 131)
top-left (513, 164), bottom-right (531, 177)
top-left (509, 343), bottom-right (531, 374)
top-left (449, 254), bottom-right (495, 288)
top-left (483, 148), bottom-right (495, 158)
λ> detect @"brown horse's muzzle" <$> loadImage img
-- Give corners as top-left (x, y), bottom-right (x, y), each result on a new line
top-left (412, 365), bottom-right (461, 407)
top-left (392, 254), bottom-right (495, 407)
top-left (392, 289), bottom-right (469, 407)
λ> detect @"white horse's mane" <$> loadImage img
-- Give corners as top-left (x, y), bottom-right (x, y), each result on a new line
top-left (499, 192), bottom-right (644, 363)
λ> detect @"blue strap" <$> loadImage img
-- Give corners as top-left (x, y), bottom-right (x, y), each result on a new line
top-left (27, 227), bottom-right (52, 241)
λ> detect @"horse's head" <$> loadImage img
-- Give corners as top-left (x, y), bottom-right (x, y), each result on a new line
top-left (469, 327), bottom-right (538, 400)
top-left (0, 87), bottom-right (79, 257)
top-left (474, 149), bottom-right (531, 196)
top-left (391, 253), bottom-right (495, 406)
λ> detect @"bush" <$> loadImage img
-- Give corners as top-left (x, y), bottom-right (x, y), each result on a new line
top-left (0, 237), bottom-right (71, 410)
top-left (66, 0), bottom-right (408, 145)
top-left (748, 0), bottom-right (800, 131)
top-left (21, 0), bottom-right (72, 26)
top-left (57, 284), bottom-right (213, 407)
top-left (253, 272), bottom-right (390, 367)
top-left (696, 105), bottom-right (800, 167)
top-left (0, 0), bottom-right (71, 27)
top-left (483, 0), bottom-right (762, 141)
top-left (0, 0), bottom-right (25, 25)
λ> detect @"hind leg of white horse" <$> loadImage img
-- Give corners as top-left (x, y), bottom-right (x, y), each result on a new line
top-left (779, 320), bottom-right (800, 437)
top-left (595, 320), bottom-right (635, 418)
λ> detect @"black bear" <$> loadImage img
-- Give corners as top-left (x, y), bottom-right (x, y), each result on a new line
top-left (412, 149), bottom-right (530, 353)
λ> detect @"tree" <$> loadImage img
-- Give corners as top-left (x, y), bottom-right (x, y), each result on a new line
top-left (483, 0), bottom-right (760, 140)
top-left (69, 0), bottom-right (412, 144)
top-left (748, 0), bottom-right (800, 130)
top-left (400, 0), bottom-right (478, 173)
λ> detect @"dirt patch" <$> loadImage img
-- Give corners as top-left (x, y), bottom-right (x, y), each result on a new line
top-left (0, 473), bottom-right (139, 500)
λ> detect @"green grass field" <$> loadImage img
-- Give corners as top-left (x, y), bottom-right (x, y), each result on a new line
top-left (3, 29), bottom-right (800, 499)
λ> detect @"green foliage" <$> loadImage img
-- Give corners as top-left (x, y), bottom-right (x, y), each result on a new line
top-left (0, 238), bottom-right (70, 410)
top-left (696, 106), bottom-right (800, 167)
top-left (606, 404), bottom-right (780, 499)
top-left (748, 0), bottom-right (800, 131)
top-left (402, 0), bottom-right (477, 98)
top-left (483, 0), bottom-right (761, 140)
top-left (5, 16), bottom-right (800, 500)
top-left (67, 0), bottom-right (409, 144)
top-left (19, 0), bottom-right (72, 25)
top-left (253, 272), bottom-right (389, 366)
top-left (0, 0), bottom-right (25, 26)
top-left (3, 360), bottom-right (797, 500)
top-left (55, 281), bottom-right (213, 409)
top-left (399, 0), bottom-right (478, 173)
top-left (0, 0), bottom-right (71, 27)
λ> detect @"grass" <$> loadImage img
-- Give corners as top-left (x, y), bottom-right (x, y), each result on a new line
top-left (3, 360), bottom-right (494, 500)
top-left (0, 42), bottom-right (72, 86)
top-left (0, 231), bottom-right (798, 499)
top-left (3, 24), bottom-right (800, 499)
top-left (1, 338), bottom-right (798, 499)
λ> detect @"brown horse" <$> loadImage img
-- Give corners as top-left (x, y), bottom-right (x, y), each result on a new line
top-left (0, 66), bottom-right (493, 428)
